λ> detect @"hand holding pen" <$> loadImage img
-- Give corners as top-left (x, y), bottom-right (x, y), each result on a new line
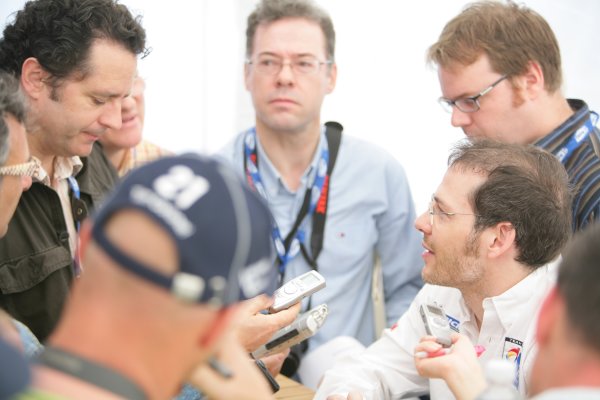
top-left (187, 332), bottom-right (276, 400)
top-left (414, 333), bottom-right (487, 400)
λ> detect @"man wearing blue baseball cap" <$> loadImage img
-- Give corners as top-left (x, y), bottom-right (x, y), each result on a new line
top-left (23, 154), bottom-right (282, 399)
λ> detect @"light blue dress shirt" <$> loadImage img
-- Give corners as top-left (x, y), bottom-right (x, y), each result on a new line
top-left (217, 128), bottom-right (423, 351)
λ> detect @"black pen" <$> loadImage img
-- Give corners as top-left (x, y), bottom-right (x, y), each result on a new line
top-left (208, 357), bottom-right (233, 379)
top-left (254, 359), bottom-right (280, 393)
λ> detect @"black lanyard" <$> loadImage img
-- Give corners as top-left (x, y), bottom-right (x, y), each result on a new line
top-left (243, 122), bottom-right (343, 278)
top-left (37, 346), bottom-right (147, 400)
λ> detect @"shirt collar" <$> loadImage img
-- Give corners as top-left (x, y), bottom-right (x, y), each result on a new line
top-left (254, 126), bottom-right (326, 194)
top-left (534, 98), bottom-right (590, 153)
top-left (34, 156), bottom-right (83, 186)
top-left (484, 257), bottom-right (560, 331)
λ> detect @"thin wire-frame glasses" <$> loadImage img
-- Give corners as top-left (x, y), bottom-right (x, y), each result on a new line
top-left (247, 55), bottom-right (333, 76)
top-left (428, 195), bottom-right (480, 226)
top-left (438, 75), bottom-right (508, 113)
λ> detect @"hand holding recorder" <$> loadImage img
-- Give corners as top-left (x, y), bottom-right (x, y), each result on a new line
top-left (233, 271), bottom-right (325, 352)
top-left (417, 303), bottom-right (485, 358)
top-left (253, 303), bottom-right (329, 358)
top-left (235, 294), bottom-right (301, 353)
top-left (269, 270), bottom-right (326, 313)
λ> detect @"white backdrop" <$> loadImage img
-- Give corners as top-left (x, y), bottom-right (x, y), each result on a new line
top-left (2, 0), bottom-right (600, 212)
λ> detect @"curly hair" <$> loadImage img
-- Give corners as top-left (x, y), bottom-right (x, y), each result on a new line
top-left (0, 71), bottom-right (26, 169)
top-left (0, 0), bottom-right (146, 87)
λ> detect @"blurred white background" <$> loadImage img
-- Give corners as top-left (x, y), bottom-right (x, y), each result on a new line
top-left (2, 0), bottom-right (599, 212)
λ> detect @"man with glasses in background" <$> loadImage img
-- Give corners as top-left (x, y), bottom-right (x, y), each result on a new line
top-left (316, 139), bottom-right (572, 400)
top-left (0, 71), bottom-right (37, 400)
top-left (219, 0), bottom-right (423, 376)
top-left (428, 1), bottom-right (600, 231)
top-left (0, 72), bottom-right (33, 238)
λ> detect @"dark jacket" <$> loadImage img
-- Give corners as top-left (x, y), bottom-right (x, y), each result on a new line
top-left (0, 143), bottom-right (118, 341)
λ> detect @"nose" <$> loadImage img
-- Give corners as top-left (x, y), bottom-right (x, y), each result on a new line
top-left (450, 107), bottom-right (472, 128)
top-left (276, 62), bottom-right (295, 87)
top-left (414, 210), bottom-right (431, 235)
top-left (98, 100), bottom-right (123, 130)
top-left (121, 93), bottom-right (135, 114)
top-left (21, 176), bottom-right (32, 191)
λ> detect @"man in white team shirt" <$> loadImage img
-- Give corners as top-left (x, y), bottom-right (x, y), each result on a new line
top-left (316, 139), bottom-right (572, 400)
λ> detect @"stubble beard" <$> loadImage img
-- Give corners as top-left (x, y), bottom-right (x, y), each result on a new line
top-left (423, 231), bottom-right (483, 288)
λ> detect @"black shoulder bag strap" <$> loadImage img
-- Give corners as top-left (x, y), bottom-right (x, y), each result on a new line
top-left (281, 122), bottom-right (343, 378)
top-left (300, 121), bottom-right (343, 269)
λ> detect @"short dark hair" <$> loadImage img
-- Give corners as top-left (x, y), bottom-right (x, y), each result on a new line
top-left (0, 72), bottom-right (26, 169)
top-left (0, 0), bottom-right (146, 87)
top-left (427, 1), bottom-right (562, 93)
top-left (557, 224), bottom-right (600, 353)
top-left (448, 139), bottom-right (572, 268)
top-left (246, 0), bottom-right (335, 61)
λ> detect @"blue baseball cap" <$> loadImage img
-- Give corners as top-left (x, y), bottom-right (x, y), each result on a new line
top-left (91, 154), bottom-right (277, 307)
top-left (0, 337), bottom-right (30, 399)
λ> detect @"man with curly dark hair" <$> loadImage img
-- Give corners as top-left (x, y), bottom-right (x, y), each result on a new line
top-left (0, 0), bottom-right (147, 342)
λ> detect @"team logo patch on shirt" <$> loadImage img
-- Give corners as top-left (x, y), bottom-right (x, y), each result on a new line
top-left (446, 314), bottom-right (460, 332)
top-left (503, 337), bottom-right (523, 388)
top-left (503, 337), bottom-right (523, 362)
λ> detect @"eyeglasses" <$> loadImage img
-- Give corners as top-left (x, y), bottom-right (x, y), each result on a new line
top-left (247, 54), bottom-right (333, 76)
top-left (438, 75), bottom-right (508, 113)
top-left (0, 160), bottom-right (39, 178)
top-left (428, 195), bottom-right (479, 226)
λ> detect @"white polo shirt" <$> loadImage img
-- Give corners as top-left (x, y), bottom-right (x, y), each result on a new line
top-left (315, 259), bottom-right (559, 400)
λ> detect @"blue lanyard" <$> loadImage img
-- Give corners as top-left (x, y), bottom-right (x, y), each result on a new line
top-left (556, 112), bottom-right (598, 163)
top-left (67, 176), bottom-right (83, 276)
top-left (67, 176), bottom-right (81, 231)
top-left (244, 127), bottom-right (329, 274)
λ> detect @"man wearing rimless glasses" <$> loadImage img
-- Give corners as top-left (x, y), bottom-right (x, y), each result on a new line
top-left (0, 72), bottom-right (34, 238)
top-left (428, 1), bottom-right (600, 232)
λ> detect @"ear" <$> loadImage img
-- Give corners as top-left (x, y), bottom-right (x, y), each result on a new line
top-left (517, 60), bottom-right (545, 100)
top-left (20, 57), bottom-right (49, 100)
top-left (325, 62), bottom-right (337, 94)
top-left (197, 305), bottom-right (238, 349)
top-left (244, 62), bottom-right (252, 92)
top-left (484, 221), bottom-right (516, 259)
top-left (535, 286), bottom-right (560, 346)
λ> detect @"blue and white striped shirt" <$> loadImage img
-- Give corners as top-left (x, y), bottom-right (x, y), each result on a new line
top-left (535, 99), bottom-right (600, 231)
